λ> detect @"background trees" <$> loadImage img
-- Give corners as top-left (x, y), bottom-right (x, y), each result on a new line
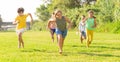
top-left (34, 0), bottom-right (120, 33)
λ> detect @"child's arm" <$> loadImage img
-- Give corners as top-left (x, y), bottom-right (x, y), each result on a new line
top-left (13, 20), bottom-right (19, 25)
top-left (64, 16), bottom-right (72, 29)
top-left (83, 17), bottom-right (87, 22)
top-left (93, 18), bottom-right (97, 28)
top-left (28, 13), bottom-right (33, 25)
top-left (47, 20), bottom-right (51, 30)
top-left (94, 18), bottom-right (97, 27)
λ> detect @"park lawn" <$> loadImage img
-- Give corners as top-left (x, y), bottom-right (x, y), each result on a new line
top-left (0, 31), bottom-right (120, 62)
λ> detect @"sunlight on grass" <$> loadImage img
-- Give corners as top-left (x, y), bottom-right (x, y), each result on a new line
top-left (0, 31), bottom-right (120, 62)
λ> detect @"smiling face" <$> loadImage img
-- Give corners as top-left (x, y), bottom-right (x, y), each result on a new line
top-left (55, 10), bottom-right (62, 19)
top-left (88, 10), bottom-right (94, 18)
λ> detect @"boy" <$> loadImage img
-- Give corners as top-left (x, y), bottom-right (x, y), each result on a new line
top-left (79, 15), bottom-right (86, 43)
top-left (13, 7), bottom-right (33, 48)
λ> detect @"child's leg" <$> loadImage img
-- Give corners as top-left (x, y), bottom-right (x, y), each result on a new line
top-left (18, 32), bottom-right (24, 48)
top-left (86, 29), bottom-right (90, 47)
top-left (89, 31), bottom-right (93, 44)
top-left (17, 33), bottom-right (21, 48)
top-left (50, 29), bottom-right (54, 42)
top-left (57, 34), bottom-right (63, 54)
top-left (80, 35), bottom-right (83, 43)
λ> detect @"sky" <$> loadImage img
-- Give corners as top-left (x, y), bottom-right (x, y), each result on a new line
top-left (0, 0), bottom-right (43, 22)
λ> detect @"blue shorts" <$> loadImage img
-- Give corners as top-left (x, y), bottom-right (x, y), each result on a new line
top-left (50, 29), bottom-right (56, 34)
top-left (56, 29), bottom-right (67, 38)
top-left (81, 31), bottom-right (86, 39)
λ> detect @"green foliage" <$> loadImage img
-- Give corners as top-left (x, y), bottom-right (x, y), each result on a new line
top-left (35, 5), bottom-right (50, 21)
top-left (35, 0), bottom-right (120, 33)
top-left (31, 21), bottom-right (47, 31)
top-left (96, 21), bottom-right (120, 33)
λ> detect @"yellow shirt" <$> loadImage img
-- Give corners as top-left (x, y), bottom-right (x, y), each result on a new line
top-left (15, 14), bottom-right (28, 30)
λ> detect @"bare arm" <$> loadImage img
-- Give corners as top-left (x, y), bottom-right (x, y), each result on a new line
top-left (47, 20), bottom-right (51, 29)
top-left (47, 19), bottom-right (56, 29)
top-left (94, 18), bottom-right (97, 28)
top-left (83, 17), bottom-right (87, 23)
top-left (13, 20), bottom-right (17, 25)
top-left (28, 13), bottom-right (33, 25)
top-left (65, 16), bottom-right (72, 29)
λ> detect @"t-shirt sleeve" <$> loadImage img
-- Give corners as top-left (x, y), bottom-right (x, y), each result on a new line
top-left (25, 14), bottom-right (29, 18)
top-left (15, 16), bottom-right (18, 21)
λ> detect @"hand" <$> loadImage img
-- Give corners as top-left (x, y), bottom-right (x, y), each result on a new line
top-left (13, 21), bottom-right (19, 25)
top-left (67, 24), bottom-right (71, 30)
top-left (92, 25), bottom-right (96, 28)
top-left (30, 19), bottom-right (33, 25)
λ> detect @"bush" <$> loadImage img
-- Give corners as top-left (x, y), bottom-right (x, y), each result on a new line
top-left (31, 21), bottom-right (47, 31)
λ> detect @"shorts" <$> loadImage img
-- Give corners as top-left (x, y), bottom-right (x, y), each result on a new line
top-left (56, 29), bottom-right (67, 38)
top-left (16, 28), bottom-right (25, 34)
top-left (81, 31), bottom-right (86, 39)
top-left (50, 29), bottom-right (56, 34)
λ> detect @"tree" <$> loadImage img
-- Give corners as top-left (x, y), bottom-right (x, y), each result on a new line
top-left (35, 5), bottom-right (50, 21)
top-left (0, 15), bottom-right (2, 28)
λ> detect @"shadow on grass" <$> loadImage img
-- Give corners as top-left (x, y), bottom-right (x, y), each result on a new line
top-left (21, 49), bottom-right (46, 52)
top-left (90, 45), bottom-right (120, 50)
top-left (78, 52), bottom-right (120, 58)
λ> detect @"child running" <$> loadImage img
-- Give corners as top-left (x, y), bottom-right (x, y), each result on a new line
top-left (54, 10), bottom-right (72, 54)
top-left (47, 12), bottom-right (56, 42)
top-left (85, 10), bottom-right (97, 47)
top-left (78, 15), bottom-right (86, 43)
top-left (13, 7), bottom-right (33, 48)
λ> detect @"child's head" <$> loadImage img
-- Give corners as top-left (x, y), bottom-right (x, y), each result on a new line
top-left (17, 7), bottom-right (24, 15)
top-left (54, 10), bottom-right (62, 18)
top-left (81, 15), bottom-right (85, 19)
top-left (88, 10), bottom-right (94, 17)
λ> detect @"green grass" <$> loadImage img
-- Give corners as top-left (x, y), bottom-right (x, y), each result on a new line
top-left (0, 31), bottom-right (120, 62)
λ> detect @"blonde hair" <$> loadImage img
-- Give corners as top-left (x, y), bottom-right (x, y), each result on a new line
top-left (54, 10), bottom-right (62, 17)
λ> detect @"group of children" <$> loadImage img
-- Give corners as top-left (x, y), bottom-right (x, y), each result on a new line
top-left (13, 7), bottom-right (96, 54)
top-left (78, 10), bottom-right (97, 47)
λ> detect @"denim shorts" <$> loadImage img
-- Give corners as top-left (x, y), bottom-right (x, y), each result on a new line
top-left (56, 29), bottom-right (67, 38)
top-left (81, 31), bottom-right (86, 39)
top-left (50, 29), bottom-right (56, 34)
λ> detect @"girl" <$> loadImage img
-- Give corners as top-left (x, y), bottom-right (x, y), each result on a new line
top-left (85, 10), bottom-right (97, 47)
top-left (47, 12), bottom-right (56, 42)
top-left (54, 10), bottom-right (72, 54)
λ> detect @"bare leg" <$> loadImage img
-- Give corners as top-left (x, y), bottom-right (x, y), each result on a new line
top-left (50, 30), bottom-right (54, 42)
top-left (18, 33), bottom-right (21, 48)
top-left (57, 34), bottom-right (63, 54)
top-left (80, 35), bottom-right (83, 43)
top-left (18, 33), bottom-right (24, 48)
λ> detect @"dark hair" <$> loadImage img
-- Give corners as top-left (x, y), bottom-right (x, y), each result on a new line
top-left (82, 15), bottom-right (85, 18)
top-left (17, 7), bottom-right (24, 13)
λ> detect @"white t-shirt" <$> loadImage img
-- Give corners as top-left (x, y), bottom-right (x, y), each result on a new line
top-left (79, 21), bottom-right (86, 31)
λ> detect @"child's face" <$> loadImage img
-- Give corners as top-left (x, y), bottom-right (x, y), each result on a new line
top-left (56, 12), bottom-right (62, 18)
top-left (88, 12), bottom-right (94, 17)
top-left (18, 12), bottom-right (24, 16)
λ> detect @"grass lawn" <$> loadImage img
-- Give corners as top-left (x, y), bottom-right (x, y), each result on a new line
top-left (0, 31), bottom-right (120, 62)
